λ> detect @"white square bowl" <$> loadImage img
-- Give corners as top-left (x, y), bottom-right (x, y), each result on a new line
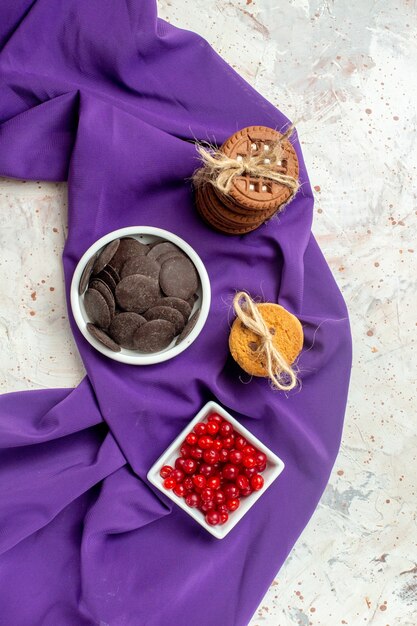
top-left (147, 401), bottom-right (285, 539)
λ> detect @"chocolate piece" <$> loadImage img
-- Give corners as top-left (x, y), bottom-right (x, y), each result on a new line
top-left (120, 255), bottom-right (160, 280)
top-left (153, 297), bottom-right (192, 320)
top-left (105, 264), bottom-right (120, 284)
top-left (92, 239), bottom-right (120, 275)
top-left (110, 237), bottom-right (148, 271)
top-left (175, 310), bottom-right (200, 345)
top-left (115, 274), bottom-right (159, 313)
top-left (108, 312), bottom-right (146, 349)
top-left (89, 279), bottom-right (116, 317)
top-left (78, 254), bottom-right (96, 295)
top-left (86, 323), bottom-right (121, 352)
top-left (156, 251), bottom-right (185, 265)
top-left (133, 319), bottom-right (176, 353)
top-left (147, 242), bottom-right (182, 260)
top-left (84, 288), bottom-right (112, 329)
top-left (144, 306), bottom-right (185, 335)
top-left (96, 269), bottom-right (117, 292)
top-left (159, 256), bottom-right (198, 300)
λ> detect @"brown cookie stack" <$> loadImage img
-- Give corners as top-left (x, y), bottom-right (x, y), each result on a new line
top-left (194, 126), bottom-right (299, 235)
top-left (79, 237), bottom-right (200, 353)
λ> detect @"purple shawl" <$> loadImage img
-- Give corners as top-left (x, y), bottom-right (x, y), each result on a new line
top-left (0, 2), bottom-right (352, 624)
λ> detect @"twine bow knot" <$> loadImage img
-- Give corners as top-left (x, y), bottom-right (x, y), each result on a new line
top-left (193, 128), bottom-right (299, 198)
top-left (233, 292), bottom-right (298, 391)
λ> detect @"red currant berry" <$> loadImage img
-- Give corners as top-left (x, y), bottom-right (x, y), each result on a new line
top-left (235, 436), bottom-right (247, 450)
top-left (200, 500), bottom-right (215, 513)
top-left (223, 484), bottom-right (240, 499)
top-left (219, 448), bottom-right (229, 463)
top-left (217, 503), bottom-right (228, 514)
top-left (215, 490), bottom-right (226, 505)
top-left (185, 432), bottom-right (198, 446)
top-left (222, 464), bottom-right (239, 481)
top-left (255, 451), bottom-right (267, 467)
top-left (236, 475), bottom-right (249, 491)
top-left (205, 511), bottom-right (220, 526)
top-left (185, 493), bottom-right (200, 508)
top-left (180, 443), bottom-right (192, 457)
top-left (159, 465), bottom-right (173, 479)
top-left (206, 421), bottom-right (220, 436)
top-left (171, 469), bottom-right (184, 483)
top-left (208, 413), bottom-right (223, 424)
top-left (240, 487), bottom-right (252, 497)
top-left (163, 476), bottom-right (176, 490)
top-left (174, 457), bottom-right (186, 471)
top-left (203, 449), bottom-right (219, 464)
top-left (206, 475), bottom-right (221, 490)
top-left (201, 487), bottom-right (215, 502)
top-left (222, 436), bottom-right (235, 450)
top-left (251, 474), bottom-right (264, 491)
top-left (244, 467), bottom-right (257, 478)
top-left (226, 497), bottom-right (240, 512)
top-left (212, 439), bottom-right (223, 451)
top-left (183, 477), bottom-right (194, 491)
top-left (194, 422), bottom-right (207, 436)
top-left (242, 455), bottom-right (256, 469)
top-left (243, 445), bottom-right (256, 457)
top-left (229, 449), bottom-right (243, 465)
top-left (173, 484), bottom-right (186, 497)
top-left (220, 422), bottom-right (233, 437)
top-left (219, 512), bottom-right (229, 525)
top-left (192, 474), bottom-right (206, 491)
top-left (198, 435), bottom-right (214, 450)
top-left (257, 462), bottom-right (267, 472)
top-left (190, 446), bottom-right (203, 460)
top-left (183, 458), bottom-right (198, 474)
top-left (200, 463), bottom-right (215, 477)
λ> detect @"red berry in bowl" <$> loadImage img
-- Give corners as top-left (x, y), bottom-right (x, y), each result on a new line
top-left (217, 503), bottom-right (228, 514)
top-left (244, 466), bottom-right (257, 478)
top-left (203, 449), bottom-right (219, 464)
top-left (222, 436), bottom-right (235, 450)
top-left (215, 490), bottom-right (226, 505)
top-left (206, 475), bottom-right (221, 490)
top-left (219, 448), bottom-right (229, 463)
top-left (192, 474), bottom-right (206, 491)
top-left (223, 484), bottom-right (239, 499)
top-left (185, 432), bottom-right (198, 446)
top-left (173, 484), bottom-right (186, 497)
top-left (190, 446), bottom-right (203, 460)
top-left (185, 493), bottom-right (201, 508)
top-left (171, 469), bottom-right (184, 483)
top-left (255, 451), bottom-right (267, 467)
top-left (235, 436), bottom-right (247, 450)
top-left (251, 474), bottom-right (264, 491)
top-left (205, 511), bottom-right (220, 526)
top-left (198, 435), bottom-right (214, 450)
top-left (212, 439), bottom-right (223, 451)
top-left (183, 458), bottom-right (198, 474)
top-left (220, 422), bottom-right (233, 437)
top-left (229, 449), bottom-right (243, 465)
top-left (200, 463), bottom-right (215, 477)
top-left (257, 462), bottom-right (267, 472)
top-left (219, 512), bottom-right (229, 525)
top-left (236, 475), bottom-right (249, 491)
top-left (226, 498), bottom-right (240, 512)
top-left (201, 487), bottom-right (215, 502)
top-left (160, 465), bottom-right (173, 479)
top-left (183, 477), bottom-right (194, 491)
top-left (242, 445), bottom-right (256, 457)
top-left (175, 457), bottom-right (186, 471)
top-left (180, 443), bottom-right (192, 457)
top-left (194, 422), bottom-right (207, 436)
top-left (242, 455), bottom-right (256, 469)
top-left (206, 421), bottom-right (220, 436)
top-left (163, 477), bottom-right (176, 490)
top-left (208, 413), bottom-right (223, 424)
top-left (222, 464), bottom-right (239, 481)
top-left (240, 486), bottom-right (252, 497)
top-left (200, 500), bottom-right (216, 513)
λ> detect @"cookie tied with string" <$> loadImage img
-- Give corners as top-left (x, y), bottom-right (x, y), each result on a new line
top-left (229, 292), bottom-right (303, 391)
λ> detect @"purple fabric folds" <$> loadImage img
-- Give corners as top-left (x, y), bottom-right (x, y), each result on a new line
top-left (0, 2), bottom-right (352, 625)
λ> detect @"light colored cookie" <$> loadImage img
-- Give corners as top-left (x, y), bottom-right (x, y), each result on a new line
top-left (229, 303), bottom-right (303, 377)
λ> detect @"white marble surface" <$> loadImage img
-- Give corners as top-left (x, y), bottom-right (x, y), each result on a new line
top-left (0, 1), bottom-right (416, 624)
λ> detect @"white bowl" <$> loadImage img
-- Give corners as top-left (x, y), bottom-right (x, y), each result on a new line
top-left (70, 226), bottom-right (211, 365)
top-left (147, 401), bottom-right (285, 539)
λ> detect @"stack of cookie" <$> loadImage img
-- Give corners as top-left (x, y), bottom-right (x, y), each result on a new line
top-left (194, 126), bottom-right (299, 235)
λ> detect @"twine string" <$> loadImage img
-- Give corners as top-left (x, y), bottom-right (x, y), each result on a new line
top-left (233, 292), bottom-right (297, 391)
top-left (193, 127), bottom-right (299, 198)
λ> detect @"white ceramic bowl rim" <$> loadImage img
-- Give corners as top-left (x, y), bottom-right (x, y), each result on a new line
top-left (70, 226), bottom-right (211, 365)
